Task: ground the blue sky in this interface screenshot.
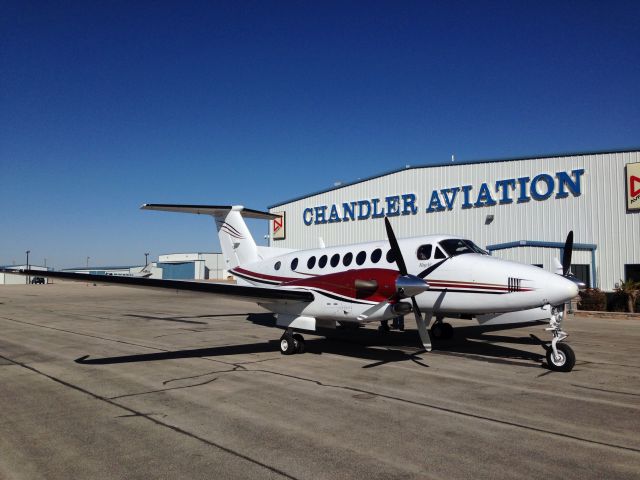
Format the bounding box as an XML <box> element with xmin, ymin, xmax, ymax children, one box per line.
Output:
<box><xmin>1</xmin><ymin>1</ymin><xmax>639</xmax><ymax>268</ymax></box>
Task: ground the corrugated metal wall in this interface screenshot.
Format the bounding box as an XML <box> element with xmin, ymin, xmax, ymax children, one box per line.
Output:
<box><xmin>270</xmin><ymin>151</ymin><xmax>640</xmax><ymax>290</ymax></box>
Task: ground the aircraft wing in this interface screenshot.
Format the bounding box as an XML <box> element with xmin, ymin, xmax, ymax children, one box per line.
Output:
<box><xmin>2</xmin><ymin>269</ymin><xmax>314</xmax><ymax>304</ymax></box>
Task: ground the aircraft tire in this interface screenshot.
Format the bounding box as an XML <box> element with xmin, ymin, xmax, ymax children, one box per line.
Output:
<box><xmin>441</xmin><ymin>323</ymin><xmax>454</xmax><ymax>339</ymax></box>
<box><xmin>430</xmin><ymin>323</ymin><xmax>443</xmax><ymax>339</ymax></box>
<box><xmin>293</xmin><ymin>334</ymin><xmax>305</xmax><ymax>354</ymax></box>
<box><xmin>280</xmin><ymin>333</ymin><xmax>296</xmax><ymax>355</ymax></box>
<box><xmin>546</xmin><ymin>343</ymin><xmax>575</xmax><ymax>372</ymax></box>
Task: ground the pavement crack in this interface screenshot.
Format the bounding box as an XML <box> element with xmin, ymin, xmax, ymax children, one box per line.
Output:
<box><xmin>110</xmin><ymin>377</ymin><xmax>220</xmax><ymax>399</ymax></box>
<box><xmin>0</xmin><ymin>352</ymin><xmax>300</xmax><ymax>480</ymax></box>
<box><xmin>571</xmin><ymin>384</ymin><xmax>640</xmax><ymax>397</ymax></box>
<box><xmin>163</xmin><ymin>367</ymin><xmax>243</xmax><ymax>385</ymax></box>
<box><xmin>203</xmin><ymin>363</ymin><xmax>640</xmax><ymax>455</ymax></box>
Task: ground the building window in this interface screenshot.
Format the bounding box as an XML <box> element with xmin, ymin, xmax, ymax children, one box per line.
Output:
<box><xmin>417</xmin><ymin>245</ymin><xmax>432</xmax><ymax>260</ymax></box>
<box><xmin>625</xmin><ymin>264</ymin><xmax>640</xmax><ymax>282</ymax></box>
<box><xmin>343</xmin><ymin>252</ymin><xmax>353</xmax><ymax>266</ymax></box>
<box><xmin>307</xmin><ymin>256</ymin><xmax>316</xmax><ymax>269</ymax></box>
<box><xmin>291</xmin><ymin>258</ymin><xmax>298</xmax><ymax>270</ymax></box>
<box><xmin>330</xmin><ymin>253</ymin><xmax>340</xmax><ymax>267</ymax></box>
<box><xmin>274</xmin><ymin>261</ymin><xmax>281</xmax><ymax>271</ymax></box>
<box><xmin>318</xmin><ymin>255</ymin><xmax>328</xmax><ymax>268</ymax></box>
<box><xmin>371</xmin><ymin>248</ymin><xmax>382</xmax><ymax>263</ymax></box>
<box><xmin>356</xmin><ymin>251</ymin><xmax>367</xmax><ymax>265</ymax></box>
<box><xmin>571</xmin><ymin>264</ymin><xmax>590</xmax><ymax>288</ymax></box>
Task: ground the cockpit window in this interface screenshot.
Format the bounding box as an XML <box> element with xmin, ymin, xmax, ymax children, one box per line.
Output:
<box><xmin>417</xmin><ymin>245</ymin><xmax>432</xmax><ymax>260</ymax></box>
<box><xmin>439</xmin><ymin>239</ymin><xmax>487</xmax><ymax>257</ymax></box>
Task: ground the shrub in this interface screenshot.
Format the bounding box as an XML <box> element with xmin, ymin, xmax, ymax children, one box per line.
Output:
<box><xmin>578</xmin><ymin>288</ymin><xmax>607</xmax><ymax>311</ymax></box>
<box><xmin>616</xmin><ymin>280</ymin><xmax>640</xmax><ymax>313</ymax></box>
<box><xmin>606</xmin><ymin>291</ymin><xmax>628</xmax><ymax>312</ymax></box>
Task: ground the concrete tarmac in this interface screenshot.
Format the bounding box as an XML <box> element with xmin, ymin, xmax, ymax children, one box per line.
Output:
<box><xmin>0</xmin><ymin>283</ymin><xmax>639</xmax><ymax>480</ymax></box>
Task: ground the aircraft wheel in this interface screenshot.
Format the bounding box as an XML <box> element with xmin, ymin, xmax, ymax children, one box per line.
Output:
<box><xmin>546</xmin><ymin>343</ymin><xmax>576</xmax><ymax>372</ymax></box>
<box><xmin>441</xmin><ymin>323</ymin><xmax>454</xmax><ymax>339</ymax></box>
<box><xmin>280</xmin><ymin>332</ymin><xmax>296</xmax><ymax>355</ymax></box>
<box><xmin>430</xmin><ymin>323</ymin><xmax>444</xmax><ymax>339</ymax></box>
<box><xmin>293</xmin><ymin>334</ymin><xmax>305</xmax><ymax>354</ymax></box>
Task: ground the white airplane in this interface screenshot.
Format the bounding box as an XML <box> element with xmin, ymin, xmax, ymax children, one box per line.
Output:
<box><xmin>4</xmin><ymin>204</ymin><xmax>584</xmax><ymax>372</ymax></box>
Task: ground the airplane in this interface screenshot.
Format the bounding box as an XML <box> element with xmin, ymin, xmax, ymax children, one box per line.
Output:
<box><xmin>2</xmin><ymin>204</ymin><xmax>584</xmax><ymax>372</ymax></box>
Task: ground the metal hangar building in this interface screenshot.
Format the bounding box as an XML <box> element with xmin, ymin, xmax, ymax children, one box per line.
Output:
<box><xmin>268</xmin><ymin>149</ymin><xmax>640</xmax><ymax>291</ymax></box>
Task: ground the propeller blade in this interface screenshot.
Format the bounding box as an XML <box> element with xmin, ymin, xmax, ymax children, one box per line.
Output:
<box><xmin>562</xmin><ymin>231</ymin><xmax>573</xmax><ymax>276</ymax></box>
<box><xmin>384</xmin><ymin>217</ymin><xmax>408</xmax><ymax>276</ymax></box>
<box><xmin>411</xmin><ymin>297</ymin><xmax>432</xmax><ymax>351</ymax></box>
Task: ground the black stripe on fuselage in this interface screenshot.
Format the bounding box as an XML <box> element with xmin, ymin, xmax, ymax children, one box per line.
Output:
<box><xmin>231</xmin><ymin>269</ymin><xmax>280</xmax><ymax>285</ymax></box>
<box><xmin>430</xmin><ymin>288</ymin><xmax>506</xmax><ymax>295</ymax></box>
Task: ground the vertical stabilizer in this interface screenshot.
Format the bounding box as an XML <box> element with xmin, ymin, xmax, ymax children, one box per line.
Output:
<box><xmin>141</xmin><ymin>204</ymin><xmax>278</xmax><ymax>270</ymax></box>
<box><xmin>215</xmin><ymin>207</ymin><xmax>260</xmax><ymax>269</ymax></box>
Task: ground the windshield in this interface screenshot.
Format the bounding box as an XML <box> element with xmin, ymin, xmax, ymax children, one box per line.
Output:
<box><xmin>439</xmin><ymin>239</ymin><xmax>488</xmax><ymax>257</ymax></box>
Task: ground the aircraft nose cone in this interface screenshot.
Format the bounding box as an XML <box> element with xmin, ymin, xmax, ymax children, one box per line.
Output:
<box><xmin>555</xmin><ymin>275</ymin><xmax>579</xmax><ymax>303</ymax></box>
<box><xmin>567</xmin><ymin>279</ymin><xmax>579</xmax><ymax>298</ymax></box>
<box><xmin>539</xmin><ymin>272</ymin><xmax>580</xmax><ymax>305</ymax></box>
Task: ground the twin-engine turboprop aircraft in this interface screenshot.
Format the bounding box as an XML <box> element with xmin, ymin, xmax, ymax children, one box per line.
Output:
<box><xmin>5</xmin><ymin>204</ymin><xmax>583</xmax><ymax>371</ymax></box>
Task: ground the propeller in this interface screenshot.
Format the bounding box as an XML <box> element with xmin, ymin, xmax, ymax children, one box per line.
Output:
<box><xmin>384</xmin><ymin>218</ymin><xmax>432</xmax><ymax>351</ymax></box>
<box><xmin>558</xmin><ymin>230</ymin><xmax>586</xmax><ymax>290</ymax></box>
<box><xmin>562</xmin><ymin>231</ymin><xmax>573</xmax><ymax>276</ymax></box>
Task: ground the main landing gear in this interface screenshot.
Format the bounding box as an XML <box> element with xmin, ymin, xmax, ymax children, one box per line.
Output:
<box><xmin>545</xmin><ymin>305</ymin><xmax>576</xmax><ymax>372</ymax></box>
<box><xmin>280</xmin><ymin>329</ymin><xmax>306</xmax><ymax>355</ymax></box>
<box><xmin>430</xmin><ymin>317</ymin><xmax>454</xmax><ymax>340</ymax></box>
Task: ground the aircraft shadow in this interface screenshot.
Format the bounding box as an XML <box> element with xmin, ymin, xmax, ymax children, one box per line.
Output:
<box><xmin>76</xmin><ymin>313</ymin><xmax>545</xmax><ymax>369</ymax></box>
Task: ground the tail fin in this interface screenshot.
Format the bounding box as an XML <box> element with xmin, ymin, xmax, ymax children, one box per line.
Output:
<box><xmin>141</xmin><ymin>204</ymin><xmax>277</xmax><ymax>269</ymax></box>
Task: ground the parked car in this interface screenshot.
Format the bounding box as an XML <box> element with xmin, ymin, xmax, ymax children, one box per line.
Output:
<box><xmin>31</xmin><ymin>277</ymin><xmax>45</xmax><ymax>284</ymax></box>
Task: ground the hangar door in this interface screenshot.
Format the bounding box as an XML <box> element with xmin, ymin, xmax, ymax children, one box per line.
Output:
<box><xmin>159</xmin><ymin>262</ymin><xmax>195</xmax><ymax>280</ymax></box>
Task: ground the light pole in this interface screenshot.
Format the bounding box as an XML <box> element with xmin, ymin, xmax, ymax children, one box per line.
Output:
<box><xmin>86</xmin><ymin>256</ymin><xmax>90</xmax><ymax>269</ymax></box>
<box><xmin>25</xmin><ymin>250</ymin><xmax>30</xmax><ymax>284</ymax></box>
<box><xmin>144</xmin><ymin>252</ymin><xmax>149</xmax><ymax>266</ymax></box>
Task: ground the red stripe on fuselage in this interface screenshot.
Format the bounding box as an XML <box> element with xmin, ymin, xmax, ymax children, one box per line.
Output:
<box><xmin>231</xmin><ymin>266</ymin><xmax>531</xmax><ymax>299</ymax></box>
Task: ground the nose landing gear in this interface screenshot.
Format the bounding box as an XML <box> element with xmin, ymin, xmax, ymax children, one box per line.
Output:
<box><xmin>545</xmin><ymin>305</ymin><xmax>575</xmax><ymax>372</ymax></box>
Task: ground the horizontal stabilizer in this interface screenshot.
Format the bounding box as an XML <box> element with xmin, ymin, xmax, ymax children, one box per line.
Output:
<box><xmin>141</xmin><ymin>204</ymin><xmax>278</xmax><ymax>220</ymax></box>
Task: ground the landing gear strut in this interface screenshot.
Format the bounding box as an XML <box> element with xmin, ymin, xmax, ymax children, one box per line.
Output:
<box><xmin>280</xmin><ymin>329</ymin><xmax>306</xmax><ymax>355</ymax></box>
<box><xmin>545</xmin><ymin>305</ymin><xmax>575</xmax><ymax>372</ymax></box>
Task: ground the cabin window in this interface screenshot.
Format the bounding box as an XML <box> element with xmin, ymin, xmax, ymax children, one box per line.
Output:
<box><xmin>291</xmin><ymin>258</ymin><xmax>298</xmax><ymax>270</ymax></box>
<box><xmin>356</xmin><ymin>251</ymin><xmax>367</xmax><ymax>265</ymax></box>
<box><xmin>386</xmin><ymin>249</ymin><xmax>396</xmax><ymax>263</ymax></box>
<box><xmin>330</xmin><ymin>253</ymin><xmax>340</xmax><ymax>267</ymax></box>
<box><xmin>318</xmin><ymin>255</ymin><xmax>328</xmax><ymax>268</ymax></box>
<box><xmin>434</xmin><ymin>247</ymin><xmax>446</xmax><ymax>259</ymax></box>
<box><xmin>274</xmin><ymin>261</ymin><xmax>281</xmax><ymax>271</ymax></box>
<box><xmin>417</xmin><ymin>245</ymin><xmax>432</xmax><ymax>260</ymax></box>
<box><xmin>307</xmin><ymin>256</ymin><xmax>316</xmax><ymax>269</ymax></box>
<box><xmin>371</xmin><ymin>248</ymin><xmax>382</xmax><ymax>263</ymax></box>
<box><xmin>343</xmin><ymin>252</ymin><xmax>353</xmax><ymax>266</ymax></box>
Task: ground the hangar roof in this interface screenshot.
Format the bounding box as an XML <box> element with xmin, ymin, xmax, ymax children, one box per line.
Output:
<box><xmin>268</xmin><ymin>147</ymin><xmax>639</xmax><ymax>208</ymax></box>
